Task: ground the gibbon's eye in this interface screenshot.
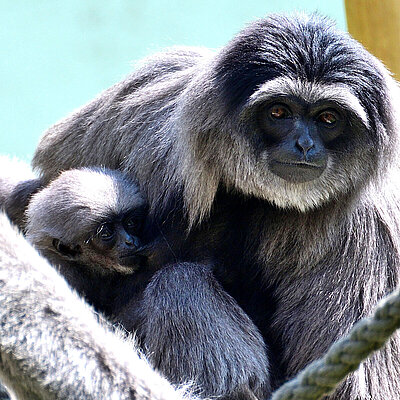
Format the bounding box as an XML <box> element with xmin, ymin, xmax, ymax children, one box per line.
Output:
<box><xmin>96</xmin><ymin>223</ymin><xmax>115</xmax><ymax>241</ymax></box>
<box><xmin>316</xmin><ymin>110</ymin><xmax>338</xmax><ymax>127</ymax></box>
<box><xmin>269</xmin><ymin>104</ymin><xmax>291</xmax><ymax>120</ymax></box>
<box><xmin>124</xmin><ymin>216</ymin><xmax>140</xmax><ymax>235</ymax></box>
<box><xmin>124</xmin><ymin>216</ymin><xmax>137</xmax><ymax>230</ymax></box>
<box><xmin>124</xmin><ymin>209</ymin><xmax>146</xmax><ymax>234</ymax></box>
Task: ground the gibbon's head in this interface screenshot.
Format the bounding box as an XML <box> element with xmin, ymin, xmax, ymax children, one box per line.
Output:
<box><xmin>26</xmin><ymin>168</ymin><xmax>148</xmax><ymax>274</ymax></box>
<box><xmin>179</xmin><ymin>13</ymin><xmax>400</xmax><ymax>223</ymax></box>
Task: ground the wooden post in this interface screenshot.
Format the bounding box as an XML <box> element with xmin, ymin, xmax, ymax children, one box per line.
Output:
<box><xmin>345</xmin><ymin>0</ymin><xmax>400</xmax><ymax>79</ymax></box>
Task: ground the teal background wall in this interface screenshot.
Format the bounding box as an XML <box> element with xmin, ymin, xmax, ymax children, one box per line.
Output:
<box><xmin>0</xmin><ymin>1</ymin><xmax>346</xmax><ymax>162</ymax></box>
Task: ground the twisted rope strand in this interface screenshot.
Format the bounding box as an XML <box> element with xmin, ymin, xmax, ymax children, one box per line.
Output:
<box><xmin>270</xmin><ymin>287</ymin><xmax>400</xmax><ymax>400</ymax></box>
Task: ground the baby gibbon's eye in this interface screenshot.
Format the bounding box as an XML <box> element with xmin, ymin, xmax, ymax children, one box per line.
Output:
<box><xmin>124</xmin><ymin>212</ymin><xmax>144</xmax><ymax>235</ymax></box>
<box><xmin>124</xmin><ymin>216</ymin><xmax>137</xmax><ymax>229</ymax></box>
<box><xmin>97</xmin><ymin>223</ymin><xmax>115</xmax><ymax>241</ymax></box>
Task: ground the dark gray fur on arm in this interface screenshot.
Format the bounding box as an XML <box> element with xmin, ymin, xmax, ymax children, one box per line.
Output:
<box><xmin>117</xmin><ymin>263</ymin><xmax>270</xmax><ymax>399</ymax></box>
<box><xmin>0</xmin><ymin>156</ymin><xmax>43</xmax><ymax>231</ymax></box>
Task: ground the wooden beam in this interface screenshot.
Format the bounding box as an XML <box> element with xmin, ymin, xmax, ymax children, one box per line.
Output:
<box><xmin>345</xmin><ymin>0</ymin><xmax>400</xmax><ymax>78</ymax></box>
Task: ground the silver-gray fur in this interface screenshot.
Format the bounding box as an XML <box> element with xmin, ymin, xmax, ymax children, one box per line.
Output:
<box><xmin>6</xmin><ymin>12</ymin><xmax>400</xmax><ymax>399</ymax></box>
<box><xmin>117</xmin><ymin>262</ymin><xmax>271</xmax><ymax>399</ymax></box>
<box><xmin>0</xmin><ymin>156</ymin><xmax>42</xmax><ymax>231</ymax></box>
<box><xmin>0</xmin><ymin>212</ymin><xmax>190</xmax><ymax>400</ymax></box>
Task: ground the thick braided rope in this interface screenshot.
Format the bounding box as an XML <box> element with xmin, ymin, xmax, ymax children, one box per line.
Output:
<box><xmin>270</xmin><ymin>287</ymin><xmax>400</xmax><ymax>400</ymax></box>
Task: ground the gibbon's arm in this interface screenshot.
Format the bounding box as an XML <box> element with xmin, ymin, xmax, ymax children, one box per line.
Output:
<box><xmin>0</xmin><ymin>212</ymin><xmax>188</xmax><ymax>400</ymax></box>
<box><xmin>0</xmin><ymin>156</ymin><xmax>43</xmax><ymax>231</ymax></box>
<box><xmin>0</xmin><ymin>156</ymin><xmax>35</xmax><ymax>205</ymax></box>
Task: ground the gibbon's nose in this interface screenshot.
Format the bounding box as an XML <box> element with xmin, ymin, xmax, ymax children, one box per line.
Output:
<box><xmin>296</xmin><ymin>135</ymin><xmax>314</xmax><ymax>157</ymax></box>
<box><xmin>124</xmin><ymin>234</ymin><xmax>141</xmax><ymax>249</ymax></box>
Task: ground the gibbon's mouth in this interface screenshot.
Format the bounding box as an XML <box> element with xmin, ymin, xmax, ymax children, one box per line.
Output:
<box><xmin>277</xmin><ymin>161</ymin><xmax>322</xmax><ymax>168</ymax></box>
<box><xmin>269</xmin><ymin>160</ymin><xmax>326</xmax><ymax>183</ymax></box>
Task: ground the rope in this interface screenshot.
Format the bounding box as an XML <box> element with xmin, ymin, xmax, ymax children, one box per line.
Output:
<box><xmin>270</xmin><ymin>287</ymin><xmax>400</xmax><ymax>400</ymax></box>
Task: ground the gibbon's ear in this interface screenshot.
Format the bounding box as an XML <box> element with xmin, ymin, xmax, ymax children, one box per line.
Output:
<box><xmin>52</xmin><ymin>239</ymin><xmax>81</xmax><ymax>259</ymax></box>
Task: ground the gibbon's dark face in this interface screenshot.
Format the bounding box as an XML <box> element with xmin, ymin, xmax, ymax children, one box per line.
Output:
<box><xmin>53</xmin><ymin>207</ymin><xmax>147</xmax><ymax>274</ymax></box>
<box><xmin>257</xmin><ymin>99</ymin><xmax>344</xmax><ymax>183</ymax></box>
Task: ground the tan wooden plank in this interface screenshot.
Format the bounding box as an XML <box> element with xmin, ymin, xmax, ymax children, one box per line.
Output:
<box><xmin>345</xmin><ymin>0</ymin><xmax>400</xmax><ymax>78</ymax></box>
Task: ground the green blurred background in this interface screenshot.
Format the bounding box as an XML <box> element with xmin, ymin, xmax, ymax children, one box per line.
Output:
<box><xmin>0</xmin><ymin>1</ymin><xmax>346</xmax><ymax>162</ymax></box>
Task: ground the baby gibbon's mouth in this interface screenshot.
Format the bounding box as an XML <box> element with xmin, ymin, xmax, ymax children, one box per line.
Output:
<box><xmin>119</xmin><ymin>252</ymin><xmax>148</xmax><ymax>267</ymax></box>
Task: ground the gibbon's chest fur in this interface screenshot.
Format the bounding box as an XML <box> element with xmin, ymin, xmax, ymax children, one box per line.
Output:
<box><xmin>183</xmin><ymin>189</ymin><xmax>400</xmax><ymax>386</ymax></box>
